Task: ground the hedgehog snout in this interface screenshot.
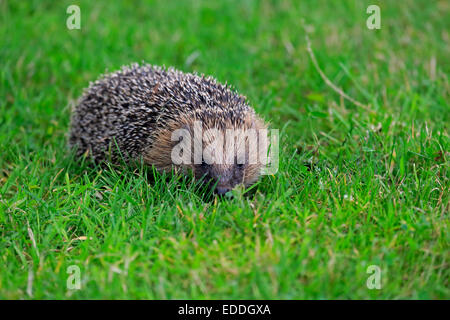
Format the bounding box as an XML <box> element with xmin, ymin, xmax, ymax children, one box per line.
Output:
<box><xmin>215</xmin><ymin>186</ymin><xmax>231</xmax><ymax>195</ymax></box>
<box><xmin>195</xmin><ymin>164</ymin><xmax>240</xmax><ymax>195</ymax></box>
<box><xmin>213</xmin><ymin>169</ymin><xmax>243</xmax><ymax>195</ymax></box>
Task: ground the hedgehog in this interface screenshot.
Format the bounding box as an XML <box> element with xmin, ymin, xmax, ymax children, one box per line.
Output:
<box><xmin>69</xmin><ymin>63</ymin><xmax>268</xmax><ymax>195</ymax></box>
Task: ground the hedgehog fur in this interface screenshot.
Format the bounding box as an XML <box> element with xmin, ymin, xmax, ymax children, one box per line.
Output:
<box><xmin>69</xmin><ymin>63</ymin><xmax>267</xmax><ymax>194</ymax></box>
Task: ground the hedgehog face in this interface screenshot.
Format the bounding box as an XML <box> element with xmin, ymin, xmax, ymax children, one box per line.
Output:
<box><xmin>143</xmin><ymin>111</ymin><xmax>267</xmax><ymax>195</ymax></box>
<box><xmin>191</xmin><ymin>123</ymin><xmax>265</xmax><ymax>195</ymax></box>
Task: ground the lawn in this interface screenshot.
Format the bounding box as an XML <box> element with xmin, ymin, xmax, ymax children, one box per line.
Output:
<box><xmin>0</xmin><ymin>0</ymin><xmax>448</xmax><ymax>299</ymax></box>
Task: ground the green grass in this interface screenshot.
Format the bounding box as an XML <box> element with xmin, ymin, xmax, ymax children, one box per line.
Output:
<box><xmin>0</xmin><ymin>0</ymin><xmax>449</xmax><ymax>299</ymax></box>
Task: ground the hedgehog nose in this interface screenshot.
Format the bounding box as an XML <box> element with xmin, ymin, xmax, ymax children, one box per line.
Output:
<box><xmin>215</xmin><ymin>187</ymin><xmax>231</xmax><ymax>195</ymax></box>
